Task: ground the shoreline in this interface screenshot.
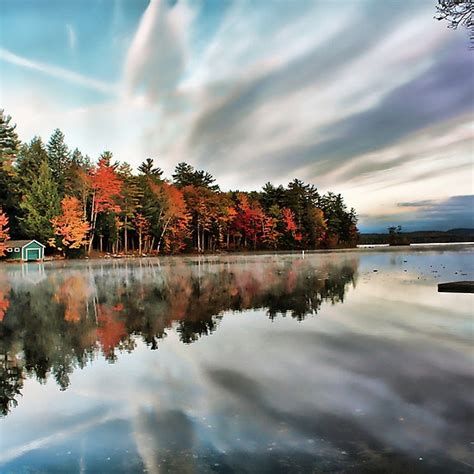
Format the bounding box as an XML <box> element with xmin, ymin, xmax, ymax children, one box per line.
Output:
<box><xmin>2</xmin><ymin>242</ymin><xmax>474</xmax><ymax>265</ymax></box>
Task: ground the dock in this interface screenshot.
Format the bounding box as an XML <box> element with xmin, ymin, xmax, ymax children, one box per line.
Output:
<box><xmin>438</xmin><ymin>281</ymin><xmax>474</xmax><ymax>294</ymax></box>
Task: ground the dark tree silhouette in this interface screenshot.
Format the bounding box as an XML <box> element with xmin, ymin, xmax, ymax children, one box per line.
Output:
<box><xmin>435</xmin><ymin>0</ymin><xmax>474</xmax><ymax>47</ymax></box>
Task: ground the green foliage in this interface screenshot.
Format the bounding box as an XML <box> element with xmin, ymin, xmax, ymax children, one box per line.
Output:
<box><xmin>1</xmin><ymin>108</ymin><xmax>359</xmax><ymax>253</ymax></box>
<box><xmin>47</xmin><ymin>129</ymin><xmax>71</xmax><ymax>194</ymax></box>
<box><xmin>173</xmin><ymin>162</ymin><xmax>219</xmax><ymax>190</ymax></box>
<box><xmin>0</xmin><ymin>111</ymin><xmax>21</xmax><ymax>236</ymax></box>
<box><xmin>17</xmin><ymin>137</ymin><xmax>49</xmax><ymax>189</ymax></box>
<box><xmin>0</xmin><ymin>109</ymin><xmax>20</xmax><ymax>165</ymax></box>
<box><xmin>19</xmin><ymin>161</ymin><xmax>60</xmax><ymax>242</ymax></box>
<box><xmin>138</xmin><ymin>158</ymin><xmax>163</xmax><ymax>178</ymax></box>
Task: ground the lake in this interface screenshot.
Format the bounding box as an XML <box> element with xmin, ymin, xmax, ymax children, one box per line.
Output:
<box><xmin>0</xmin><ymin>247</ymin><xmax>473</xmax><ymax>473</ymax></box>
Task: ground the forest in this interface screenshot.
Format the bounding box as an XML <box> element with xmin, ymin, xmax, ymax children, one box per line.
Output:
<box><xmin>0</xmin><ymin>109</ymin><xmax>358</xmax><ymax>257</ymax></box>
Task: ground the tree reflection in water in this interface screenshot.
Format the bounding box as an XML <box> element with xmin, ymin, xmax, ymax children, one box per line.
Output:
<box><xmin>0</xmin><ymin>255</ymin><xmax>358</xmax><ymax>415</ymax></box>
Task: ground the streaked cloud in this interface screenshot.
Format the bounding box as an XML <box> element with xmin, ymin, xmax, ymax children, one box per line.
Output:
<box><xmin>0</xmin><ymin>48</ymin><xmax>117</xmax><ymax>95</ymax></box>
<box><xmin>363</xmin><ymin>195</ymin><xmax>474</xmax><ymax>232</ymax></box>
<box><xmin>1</xmin><ymin>0</ymin><xmax>473</xmax><ymax>231</ymax></box>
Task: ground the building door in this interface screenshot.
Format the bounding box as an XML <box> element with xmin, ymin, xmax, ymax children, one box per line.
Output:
<box><xmin>26</xmin><ymin>248</ymin><xmax>40</xmax><ymax>261</ymax></box>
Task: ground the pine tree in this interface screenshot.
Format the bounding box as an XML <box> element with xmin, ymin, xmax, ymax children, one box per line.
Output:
<box><xmin>17</xmin><ymin>137</ymin><xmax>49</xmax><ymax>189</ymax></box>
<box><xmin>47</xmin><ymin>129</ymin><xmax>70</xmax><ymax>194</ymax></box>
<box><xmin>118</xmin><ymin>162</ymin><xmax>141</xmax><ymax>253</ymax></box>
<box><xmin>19</xmin><ymin>161</ymin><xmax>60</xmax><ymax>243</ymax></box>
<box><xmin>138</xmin><ymin>158</ymin><xmax>163</xmax><ymax>178</ymax></box>
<box><xmin>0</xmin><ymin>112</ymin><xmax>20</xmax><ymax>236</ymax></box>
<box><xmin>173</xmin><ymin>162</ymin><xmax>219</xmax><ymax>190</ymax></box>
<box><xmin>0</xmin><ymin>109</ymin><xmax>20</xmax><ymax>167</ymax></box>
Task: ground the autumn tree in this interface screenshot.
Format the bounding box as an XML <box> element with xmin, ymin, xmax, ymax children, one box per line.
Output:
<box><xmin>282</xmin><ymin>207</ymin><xmax>302</xmax><ymax>247</ymax></box>
<box><xmin>50</xmin><ymin>196</ymin><xmax>90</xmax><ymax>254</ymax></box>
<box><xmin>0</xmin><ymin>208</ymin><xmax>9</xmax><ymax>256</ymax></box>
<box><xmin>221</xmin><ymin>202</ymin><xmax>238</xmax><ymax>248</ymax></box>
<box><xmin>262</xmin><ymin>215</ymin><xmax>280</xmax><ymax>249</ymax></box>
<box><xmin>151</xmin><ymin>182</ymin><xmax>190</xmax><ymax>253</ymax></box>
<box><xmin>88</xmin><ymin>154</ymin><xmax>123</xmax><ymax>254</ymax></box>
<box><xmin>133</xmin><ymin>213</ymin><xmax>150</xmax><ymax>254</ymax></box>
<box><xmin>232</xmin><ymin>194</ymin><xmax>269</xmax><ymax>249</ymax></box>
<box><xmin>0</xmin><ymin>110</ymin><xmax>359</xmax><ymax>254</ymax></box>
<box><xmin>305</xmin><ymin>206</ymin><xmax>327</xmax><ymax>247</ymax></box>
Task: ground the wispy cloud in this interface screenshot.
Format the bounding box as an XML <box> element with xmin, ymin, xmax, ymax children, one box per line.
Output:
<box><xmin>66</xmin><ymin>23</ymin><xmax>77</xmax><ymax>51</ymax></box>
<box><xmin>362</xmin><ymin>195</ymin><xmax>474</xmax><ymax>231</ymax></box>
<box><xmin>123</xmin><ymin>0</ymin><xmax>190</xmax><ymax>102</ymax></box>
<box><xmin>0</xmin><ymin>48</ymin><xmax>116</xmax><ymax>95</ymax></box>
<box><xmin>1</xmin><ymin>0</ymin><xmax>472</xmax><ymax>230</ymax></box>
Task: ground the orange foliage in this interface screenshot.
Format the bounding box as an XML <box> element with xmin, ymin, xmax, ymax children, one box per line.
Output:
<box><xmin>51</xmin><ymin>196</ymin><xmax>90</xmax><ymax>249</ymax></box>
<box><xmin>133</xmin><ymin>213</ymin><xmax>150</xmax><ymax>235</ymax></box>
<box><xmin>96</xmin><ymin>305</ymin><xmax>127</xmax><ymax>356</ymax></box>
<box><xmin>158</xmin><ymin>183</ymin><xmax>191</xmax><ymax>253</ymax></box>
<box><xmin>262</xmin><ymin>216</ymin><xmax>280</xmax><ymax>248</ymax></box>
<box><xmin>0</xmin><ymin>208</ymin><xmax>10</xmax><ymax>257</ymax></box>
<box><xmin>282</xmin><ymin>208</ymin><xmax>297</xmax><ymax>233</ymax></box>
<box><xmin>54</xmin><ymin>274</ymin><xmax>90</xmax><ymax>322</ymax></box>
<box><xmin>0</xmin><ymin>275</ymin><xmax>10</xmax><ymax>322</ymax></box>
<box><xmin>90</xmin><ymin>157</ymin><xmax>123</xmax><ymax>214</ymax></box>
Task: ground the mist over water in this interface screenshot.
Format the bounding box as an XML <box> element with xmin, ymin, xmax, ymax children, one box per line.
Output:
<box><xmin>0</xmin><ymin>248</ymin><xmax>473</xmax><ymax>473</ymax></box>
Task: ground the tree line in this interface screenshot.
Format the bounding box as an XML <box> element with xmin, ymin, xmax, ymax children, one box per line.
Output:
<box><xmin>0</xmin><ymin>109</ymin><xmax>358</xmax><ymax>257</ymax></box>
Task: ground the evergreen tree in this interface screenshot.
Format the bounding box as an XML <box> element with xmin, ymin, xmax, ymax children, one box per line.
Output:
<box><xmin>118</xmin><ymin>162</ymin><xmax>141</xmax><ymax>253</ymax></box>
<box><xmin>0</xmin><ymin>110</ymin><xmax>20</xmax><ymax>236</ymax></box>
<box><xmin>138</xmin><ymin>158</ymin><xmax>163</xmax><ymax>178</ymax></box>
<box><xmin>173</xmin><ymin>162</ymin><xmax>219</xmax><ymax>190</ymax></box>
<box><xmin>260</xmin><ymin>182</ymin><xmax>286</xmax><ymax>211</ymax></box>
<box><xmin>47</xmin><ymin>129</ymin><xmax>70</xmax><ymax>194</ymax></box>
<box><xmin>19</xmin><ymin>161</ymin><xmax>60</xmax><ymax>243</ymax></box>
<box><xmin>172</xmin><ymin>162</ymin><xmax>194</xmax><ymax>187</ymax></box>
<box><xmin>0</xmin><ymin>109</ymin><xmax>20</xmax><ymax>166</ymax></box>
<box><xmin>65</xmin><ymin>148</ymin><xmax>91</xmax><ymax>199</ymax></box>
<box><xmin>17</xmin><ymin>137</ymin><xmax>49</xmax><ymax>189</ymax></box>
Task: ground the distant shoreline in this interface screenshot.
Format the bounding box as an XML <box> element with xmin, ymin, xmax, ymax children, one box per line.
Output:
<box><xmin>2</xmin><ymin>242</ymin><xmax>474</xmax><ymax>265</ymax></box>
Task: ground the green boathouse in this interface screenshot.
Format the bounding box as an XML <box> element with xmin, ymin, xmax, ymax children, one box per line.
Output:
<box><xmin>4</xmin><ymin>240</ymin><xmax>45</xmax><ymax>262</ymax></box>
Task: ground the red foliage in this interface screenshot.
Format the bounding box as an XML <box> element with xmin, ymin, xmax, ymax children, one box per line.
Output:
<box><xmin>282</xmin><ymin>208</ymin><xmax>297</xmax><ymax>233</ymax></box>
<box><xmin>96</xmin><ymin>305</ymin><xmax>127</xmax><ymax>356</ymax></box>
<box><xmin>0</xmin><ymin>208</ymin><xmax>10</xmax><ymax>257</ymax></box>
<box><xmin>0</xmin><ymin>275</ymin><xmax>10</xmax><ymax>322</ymax></box>
<box><xmin>90</xmin><ymin>157</ymin><xmax>123</xmax><ymax>214</ymax></box>
<box><xmin>233</xmin><ymin>194</ymin><xmax>267</xmax><ymax>248</ymax></box>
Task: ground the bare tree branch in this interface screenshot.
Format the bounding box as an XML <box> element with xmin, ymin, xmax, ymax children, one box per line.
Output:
<box><xmin>435</xmin><ymin>0</ymin><xmax>474</xmax><ymax>48</ymax></box>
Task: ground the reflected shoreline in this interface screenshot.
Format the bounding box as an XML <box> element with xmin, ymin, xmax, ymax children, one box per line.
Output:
<box><xmin>0</xmin><ymin>255</ymin><xmax>358</xmax><ymax>416</ymax></box>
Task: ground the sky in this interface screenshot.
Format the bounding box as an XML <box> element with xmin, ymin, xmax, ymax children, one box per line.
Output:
<box><xmin>0</xmin><ymin>0</ymin><xmax>473</xmax><ymax>232</ymax></box>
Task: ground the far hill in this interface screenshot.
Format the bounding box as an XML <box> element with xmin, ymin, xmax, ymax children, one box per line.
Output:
<box><xmin>359</xmin><ymin>229</ymin><xmax>474</xmax><ymax>245</ymax></box>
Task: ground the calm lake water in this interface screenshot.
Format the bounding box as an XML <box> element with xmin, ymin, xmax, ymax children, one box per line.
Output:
<box><xmin>0</xmin><ymin>247</ymin><xmax>473</xmax><ymax>473</ymax></box>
